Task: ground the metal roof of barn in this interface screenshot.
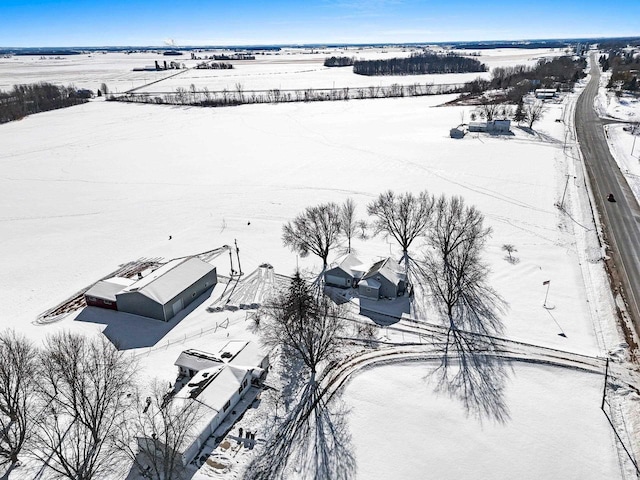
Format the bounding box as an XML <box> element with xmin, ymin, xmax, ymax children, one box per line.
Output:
<box><xmin>118</xmin><ymin>257</ymin><xmax>215</xmax><ymax>305</ymax></box>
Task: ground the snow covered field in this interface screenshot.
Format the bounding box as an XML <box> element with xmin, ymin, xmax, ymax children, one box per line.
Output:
<box><xmin>0</xmin><ymin>46</ymin><xmax>564</xmax><ymax>94</ymax></box>
<box><xmin>0</xmin><ymin>50</ymin><xmax>630</xmax><ymax>479</ymax></box>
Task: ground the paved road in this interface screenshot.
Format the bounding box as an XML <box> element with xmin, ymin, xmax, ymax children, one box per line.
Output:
<box><xmin>575</xmin><ymin>54</ymin><xmax>640</xmax><ymax>337</ymax></box>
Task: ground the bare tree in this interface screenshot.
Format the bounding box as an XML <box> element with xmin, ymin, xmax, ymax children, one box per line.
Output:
<box><xmin>422</xmin><ymin>196</ymin><xmax>508</xmax><ymax>420</ymax></box>
<box><xmin>235</xmin><ymin>82</ymin><xmax>245</xmax><ymax>103</ymax></box>
<box><xmin>282</xmin><ymin>202</ymin><xmax>342</xmax><ymax>275</ymax></box>
<box><xmin>339</xmin><ymin>198</ymin><xmax>357</xmax><ymax>254</ymax></box>
<box><xmin>0</xmin><ymin>330</ymin><xmax>38</xmax><ymax>474</ymax></box>
<box><xmin>476</xmin><ymin>102</ymin><xmax>501</xmax><ymax>121</ymax></box>
<box><xmin>32</xmin><ymin>332</ymin><xmax>136</xmax><ymax>480</ymax></box>
<box><xmin>261</xmin><ymin>272</ymin><xmax>346</xmax><ymax>381</ymax></box>
<box><xmin>367</xmin><ymin>190</ymin><xmax>434</xmax><ymax>276</ymax></box>
<box><xmin>501</xmin><ymin>244</ymin><xmax>519</xmax><ymax>264</ymax></box>
<box><xmin>524</xmin><ymin>100</ymin><xmax>547</xmax><ymax>129</ymax></box>
<box><xmin>425</xmin><ymin>195</ymin><xmax>502</xmax><ymax>334</ymax></box>
<box><xmin>116</xmin><ymin>380</ymin><xmax>202</xmax><ymax>480</ymax></box>
<box><xmin>356</xmin><ymin>220</ymin><xmax>369</xmax><ymax>240</ymax></box>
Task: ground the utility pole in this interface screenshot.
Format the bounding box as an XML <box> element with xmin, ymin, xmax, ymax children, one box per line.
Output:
<box><xmin>601</xmin><ymin>357</ymin><xmax>609</xmax><ymax>410</ymax></box>
<box><xmin>227</xmin><ymin>245</ymin><xmax>235</xmax><ymax>276</ymax></box>
<box><xmin>234</xmin><ymin>239</ymin><xmax>243</xmax><ymax>276</ymax></box>
<box><xmin>560</xmin><ymin>175</ymin><xmax>575</xmax><ymax>210</ymax></box>
<box><xmin>542</xmin><ymin>280</ymin><xmax>551</xmax><ymax>308</ymax></box>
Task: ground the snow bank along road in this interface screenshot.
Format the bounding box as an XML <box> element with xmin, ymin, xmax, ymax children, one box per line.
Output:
<box><xmin>576</xmin><ymin>54</ymin><xmax>640</xmax><ymax>339</ymax></box>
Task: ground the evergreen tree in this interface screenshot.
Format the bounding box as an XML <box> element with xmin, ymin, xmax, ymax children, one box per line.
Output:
<box><xmin>513</xmin><ymin>99</ymin><xmax>526</xmax><ymax>123</ymax></box>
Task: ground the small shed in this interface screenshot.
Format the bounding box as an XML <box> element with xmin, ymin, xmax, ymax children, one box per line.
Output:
<box><xmin>358</xmin><ymin>258</ymin><xmax>407</xmax><ymax>300</ymax></box>
<box><xmin>450</xmin><ymin>127</ymin><xmax>465</xmax><ymax>139</ymax></box>
<box><xmin>324</xmin><ymin>253</ymin><xmax>366</xmax><ymax>289</ymax></box>
<box><xmin>84</xmin><ymin>277</ymin><xmax>134</xmax><ymax>310</ymax></box>
<box><xmin>116</xmin><ymin>257</ymin><xmax>217</xmax><ymax>321</ymax></box>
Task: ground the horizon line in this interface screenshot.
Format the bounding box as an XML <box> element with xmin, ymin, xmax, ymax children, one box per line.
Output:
<box><xmin>1</xmin><ymin>35</ymin><xmax>639</xmax><ymax>51</ymax></box>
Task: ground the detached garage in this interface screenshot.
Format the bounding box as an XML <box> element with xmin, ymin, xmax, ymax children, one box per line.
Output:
<box><xmin>115</xmin><ymin>257</ymin><xmax>217</xmax><ymax>321</ymax></box>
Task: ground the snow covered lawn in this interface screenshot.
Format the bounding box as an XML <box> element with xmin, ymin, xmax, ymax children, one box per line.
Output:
<box><xmin>344</xmin><ymin>362</ymin><xmax>620</xmax><ymax>480</ymax></box>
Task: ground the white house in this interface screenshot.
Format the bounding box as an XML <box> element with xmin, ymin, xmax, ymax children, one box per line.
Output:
<box><xmin>174</xmin><ymin>364</ymin><xmax>252</xmax><ymax>465</ymax></box>
<box><xmin>468</xmin><ymin>119</ymin><xmax>511</xmax><ymax>133</ymax></box>
<box><xmin>167</xmin><ymin>340</ymin><xmax>270</xmax><ymax>465</ymax></box>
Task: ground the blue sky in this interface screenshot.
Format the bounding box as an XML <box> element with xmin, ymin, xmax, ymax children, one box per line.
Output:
<box><xmin>1</xmin><ymin>0</ymin><xmax>638</xmax><ymax>47</ymax></box>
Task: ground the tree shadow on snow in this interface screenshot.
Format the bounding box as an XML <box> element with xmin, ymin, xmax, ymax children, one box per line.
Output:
<box><xmin>245</xmin><ymin>381</ymin><xmax>356</xmax><ymax>480</ymax></box>
<box><xmin>429</xmin><ymin>328</ymin><xmax>511</xmax><ymax>424</ymax></box>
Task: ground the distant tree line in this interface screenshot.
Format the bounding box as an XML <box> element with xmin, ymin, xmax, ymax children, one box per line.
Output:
<box><xmin>596</xmin><ymin>38</ymin><xmax>640</xmax><ymax>50</ymax></box>
<box><xmin>599</xmin><ymin>51</ymin><xmax>640</xmax><ymax>92</ymax></box>
<box><xmin>323</xmin><ymin>56</ymin><xmax>354</xmax><ymax>67</ymax></box>
<box><xmin>353</xmin><ymin>52</ymin><xmax>486</xmax><ymax>76</ymax></box>
<box><xmin>0</xmin><ymin>83</ymin><xmax>88</xmax><ymax>124</ymax></box>
<box><xmin>462</xmin><ymin>56</ymin><xmax>587</xmax><ymax>103</ymax></box>
<box><xmin>194</xmin><ymin>61</ymin><xmax>234</xmax><ymax>70</ymax></box>
<box><xmin>213</xmin><ymin>53</ymin><xmax>255</xmax><ymax>60</ymax></box>
<box><xmin>108</xmin><ymin>82</ymin><xmax>464</xmax><ymax>108</ymax></box>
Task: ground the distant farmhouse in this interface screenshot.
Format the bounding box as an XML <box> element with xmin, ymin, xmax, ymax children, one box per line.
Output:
<box><xmin>468</xmin><ymin>119</ymin><xmax>511</xmax><ymax>133</ymax></box>
<box><xmin>451</xmin><ymin>119</ymin><xmax>511</xmax><ymax>138</ymax></box>
<box><xmin>535</xmin><ymin>88</ymin><xmax>557</xmax><ymax>100</ymax></box>
<box><xmin>84</xmin><ymin>257</ymin><xmax>217</xmax><ymax>321</ymax></box>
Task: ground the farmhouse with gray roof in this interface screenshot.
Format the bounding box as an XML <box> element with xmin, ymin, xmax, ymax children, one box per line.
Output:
<box><xmin>358</xmin><ymin>258</ymin><xmax>407</xmax><ymax>300</ymax></box>
<box><xmin>324</xmin><ymin>253</ymin><xmax>366</xmax><ymax>288</ymax></box>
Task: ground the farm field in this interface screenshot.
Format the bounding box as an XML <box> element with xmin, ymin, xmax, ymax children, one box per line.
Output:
<box><xmin>0</xmin><ymin>49</ymin><xmax>633</xmax><ymax>479</ymax></box>
<box><xmin>0</xmin><ymin>46</ymin><xmax>564</xmax><ymax>93</ymax></box>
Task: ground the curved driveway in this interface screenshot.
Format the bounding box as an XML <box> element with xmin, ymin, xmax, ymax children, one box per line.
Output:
<box><xmin>575</xmin><ymin>54</ymin><xmax>640</xmax><ymax>335</ymax></box>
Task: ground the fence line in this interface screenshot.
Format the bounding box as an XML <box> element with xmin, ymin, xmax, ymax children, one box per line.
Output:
<box><xmin>109</xmin><ymin>82</ymin><xmax>465</xmax><ymax>108</ymax></box>
<box><xmin>135</xmin><ymin>316</ymin><xmax>232</xmax><ymax>358</ymax></box>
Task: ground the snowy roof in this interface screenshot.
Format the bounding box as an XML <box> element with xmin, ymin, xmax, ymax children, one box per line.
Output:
<box><xmin>174</xmin><ymin>349</ymin><xmax>223</xmax><ymax>372</ymax></box>
<box><xmin>85</xmin><ymin>277</ymin><xmax>135</xmax><ymax>302</ymax></box>
<box><xmin>331</xmin><ymin>253</ymin><xmax>367</xmax><ymax>278</ymax></box>
<box><xmin>118</xmin><ymin>257</ymin><xmax>215</xmax><ymax>304</ymax></box>
<box><xmin>175</xmin><ymin>364</ymin><xmax>249</xmax><ymax>413</ymax></box>
<box><xmin>362</xmin><ymin>258</ymin><xmax>406</xmax><ymax>286</ymax></box>
<box><xmin>218</xmin><ymin>340</ymin><xmax>268</xmax><ymax>369</ymax></box>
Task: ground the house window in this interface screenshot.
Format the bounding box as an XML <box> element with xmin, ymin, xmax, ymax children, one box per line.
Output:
<box><xmin>205</xmin><ymin>282</ymin><xmax>209</xmax><ymax>287</ymax></box>
<box><xmin>366</xmin><ymin>288</ymin><xmax>371</xmax><ymax>293</ymax></box>
<box><xmin>223</xmin><ymin>400</ymin><xmax>231</xmax><ymax>412</ymax></box>
<box><xmin>103</xmin><ymin>300</ymin><xmax>112</xmax><ymax>305</ymax></box>
<box><xmin>192</xmin><ymin>292</ymin><xmax>196</xmax><ymax>298</ymax></box>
